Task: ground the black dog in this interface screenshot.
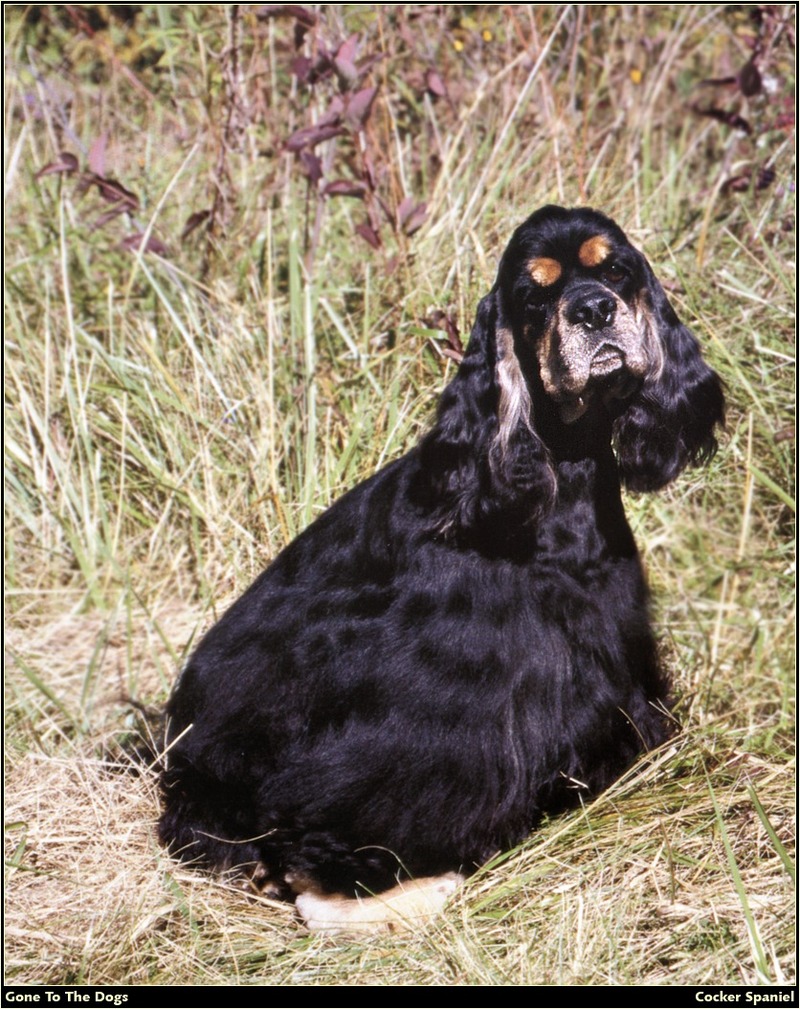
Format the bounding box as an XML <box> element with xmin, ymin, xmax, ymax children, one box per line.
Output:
<box><xmin>159</xmin><ymin>206</ymin><xmax>724</xmax><ymax>930</ymax></box>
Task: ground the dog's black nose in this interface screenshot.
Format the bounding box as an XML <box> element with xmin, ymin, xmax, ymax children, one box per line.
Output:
<box><xmin>568</xmin><ymin>292</ymin><xmax>616</xmax><ymax>331</ymax></box>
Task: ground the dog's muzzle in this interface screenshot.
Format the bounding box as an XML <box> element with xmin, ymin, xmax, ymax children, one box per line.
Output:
<box><xmin>538</xmin><ymin>285</ymin><xmax>651</xmax><ymax>422</ymax></box>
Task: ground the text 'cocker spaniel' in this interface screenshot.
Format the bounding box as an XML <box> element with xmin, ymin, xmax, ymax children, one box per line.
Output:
<box><xmin>159</xmin><ymin>206</ymin><xmax>725</xmax><ymax>932</ymax></box>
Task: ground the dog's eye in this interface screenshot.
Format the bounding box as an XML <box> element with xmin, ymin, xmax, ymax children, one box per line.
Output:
<box><xmin>600</xmin><ymin>262</ymin><xmax>626</xmax><ymax>283</ymax></box>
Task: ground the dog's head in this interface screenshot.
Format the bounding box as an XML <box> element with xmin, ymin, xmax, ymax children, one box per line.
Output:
<box><xmin>422</xmin><ymin>206</ymin><xmax>725</xmax><ymax>536</ymax></box>
<box><xmin>497</xmin><ymin>205</ymin><xmax>665</xmax><ymax>425</ymax></box>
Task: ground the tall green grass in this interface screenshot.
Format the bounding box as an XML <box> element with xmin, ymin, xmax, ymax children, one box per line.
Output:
<box><xmin>4</xmin><ymin>4</ymin><xmax>794</xmax><ymax>986</ymax></box>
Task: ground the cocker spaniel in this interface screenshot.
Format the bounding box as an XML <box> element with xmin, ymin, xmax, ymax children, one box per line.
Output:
<box><xmin>159</xmin><ymin>206</ymin><xmax>724</xmax><ymax>931</ymax></box>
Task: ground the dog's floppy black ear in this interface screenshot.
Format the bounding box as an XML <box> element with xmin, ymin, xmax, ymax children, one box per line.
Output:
<box><xmin>418</xmin><ymin>290</ymin><xmax>555</xmax><ymax>536</ymax></box>
<box><xmin>613</xmin><ymin>261</ymin><xmax>725</xmax><ymax>491</ymax></box>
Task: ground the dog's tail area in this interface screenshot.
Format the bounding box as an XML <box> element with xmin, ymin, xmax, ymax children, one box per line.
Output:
<box><xmin>103</xmin><ymin>698</ymin><xmax>168</xmax><ymax>776</ymax></box>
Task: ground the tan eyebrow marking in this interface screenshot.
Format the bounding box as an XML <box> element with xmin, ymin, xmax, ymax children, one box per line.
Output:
<box><xmin>578</xmin><ymin>235</ymin><xmax>612</xmax><ymax>267</ymax></box>
<box><xmin>528</xmin><ymin>257</ymin><xmax>562</xmax><ymax>286</ymax></box>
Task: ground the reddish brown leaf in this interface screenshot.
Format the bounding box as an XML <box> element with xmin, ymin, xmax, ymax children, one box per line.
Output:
<box><xmin>293</xmin><ymin>21</ymin><xmax>312</xmax><ymax>48</ymax></box>
<box><xmin>298</xmin><ymin>150</ymin><xmax>323</xmax><ymax>183</ymax></box>
<box><xmin>120</xmin><ymin>233</ymin><xmax>169</xmax><ymax>255</ymax></box>
<box><xmin>722</xmin><ymin>166</ymin><xmax>777</xmax><ymax>194</ymax></box>
<box><xmin>181</xmin><ymin>209</ymin><xmax>212</xmax><ymax>241</ymax></box>
<box><xmin>345</xmin><ymin>87</ymin><xmax>378</xmax><ymax>131</ymax></box>
<box><xmin>738</xmin><ymin>58</ymin><xmax>762</xmax><ymax>97</ymax></box>
<box><xmin>699</xmin><ymin>75</ymin><xmax>737</xmax><ymax>88</ymax></box>
<box><xmin>35</xmin><ymin>152</ymin><xmax>79</xmax><ymax>180</ymax></box>
<box><xmin>397</xmin><ymin>197</ymin><xmax>428</xmax><ymax>230</ymax></box>
<box><xmin>402</xmin><ymin>203</ymin><xmax>427</xmax><ymax>236</ymax></box>
<box><xmin>305</xmin><ymin>44</ymin><xmax>334</xmax><ymax>85</ymax></box>
<box><xmin>91</xmin><ymin>174</ymin><xmax>140</xmax><ymax>210</ymax></box>
<box><xmin>424</xmin><ymin>310</ymin><xmax>463</xmax><ymax>357</ymax></box>
<box><xmin>256</xmin><ymin>4</ymin><xmax>316</xmax><ymax>27</ymax></box>
<box><xmin>323</xmin><ymin>179</ymin><xmax>367</xmax><ymax>198</ymax></box>
<box><xmin>273</xmin><ymin>1</ymin><xmax>318</xmax><ymax>47</ymax></box>
<box><xmin>285</xmin><ymin>123</ymin><xmax>344</xmax><ymax>152</ymax></box>
<box><xmin>397</xmin><ymin>196</ymin><xmax>415</xmax><ymax>223</ymax></box>
<box><xmin>336</xmin><ymin>34</ymin><xmax>360</xmax><ymax>70</ymax></box>
<box><xmin>333</xmin><ymin>35</ymin><xmax>360</xmax><ymax>88</ymax></box>
<box><xmin>291</xmin><ymin>55</ymin><xmax>313</xmax><ymax>82</ymax></box>
<box><xmin>91</xmin><ymin>207</ymin><xmax>127</xmax><ymax>230</ymax></box>
<box><xmin>334</xmin><ymin>59</ymin><xmax>358</xmax><ymax>88</ymax></box>
<box><xmin>691</xmin><ymin>104</ymin><xmax>752</xmax><ymax>134</ymax></box>
<box><xmin>361</xmin><ymin>150</ymin><xmax>378</xmax><ymax>190</ymax></box>
<box><xmin>319</xmin><ymin>97</ymin><xmax>345</xmax><ymax>125</ymax></box>
<box><xmin>441</xmin><ymin>346</ymin><xmax>465</xmax><ymax>364</ymax></box>
<box><xmin>425</xmin><ymin>68</ymin><xmax>448</xmax><ymax>98</ymax></box>
<box><xmin>376</xmin><ymin>195</ymin><xmax>394</xmax><ymax>226</ymax></box>
<box><xmin>722</xmin><ymin>174</ymin><xmax>752</xmax><ymax>193</ymax></box>
<box><xmin>755</xmin><ymin>167</ymin><xmax>776</xmax><ymax>190</ymax></box>
<box><xmin>355</xmin><ymin>222</ymin><xmax>381</xmax><ymax>249</ymax></box>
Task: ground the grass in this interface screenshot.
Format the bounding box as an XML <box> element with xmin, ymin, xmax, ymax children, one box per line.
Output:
<box><xmin>4</xmin><ymin>4</ymin><xmax>795</xmax><ymax>987</ymax></box>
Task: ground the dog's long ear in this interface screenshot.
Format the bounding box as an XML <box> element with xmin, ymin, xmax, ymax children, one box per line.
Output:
<box><xmin>613</xmin><ymin>261</ymin><xmax>725</xmax><ymax>491</ymax></box>
<box><xmin>418</xmin><ymin>290</ymin><xmax>555</xmax><ymax>535</ymax></box>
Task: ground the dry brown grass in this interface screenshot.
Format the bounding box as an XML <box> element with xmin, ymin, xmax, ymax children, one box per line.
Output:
<box><xmin>5</xmin><ymin>3</ymin><xmax>795</xmax><ymax>987</ymax></box>
<box><xmin>5</xmin><ymin>651</ymin><xmax>793</xmax><ymax>985</ymax></box>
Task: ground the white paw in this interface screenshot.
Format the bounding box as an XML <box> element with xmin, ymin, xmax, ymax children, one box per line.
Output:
<box><xmin>295</xmin><ymin>873</ymin><xmax>465</xmax><ymax>934</ymax></box>
<box><xmin>294</xmin><ymin>891</ymin><xmax>345</xmax><ymax>933</ymax></box>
